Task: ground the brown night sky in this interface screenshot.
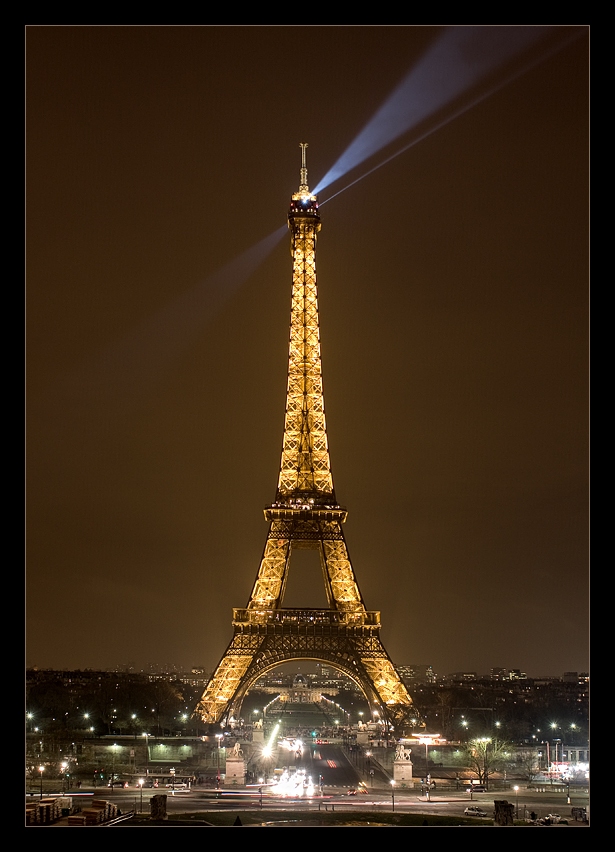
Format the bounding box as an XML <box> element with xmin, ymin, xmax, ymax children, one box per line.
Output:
<box><xmin>26</xmin><ymin>26</ymin><xmax>589</xmax><ymax>678</ymax></box>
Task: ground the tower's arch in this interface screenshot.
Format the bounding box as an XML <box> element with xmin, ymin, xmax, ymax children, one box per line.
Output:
<box><xmin>225</xmin><ymin>653</ymin><xmax>384</xmax><ymax>725</ymax></box>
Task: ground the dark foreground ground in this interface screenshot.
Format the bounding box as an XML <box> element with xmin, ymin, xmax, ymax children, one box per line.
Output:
<box><xmin>41</xmin><ymin>807</ymin><xmax>588</xmax><ymax>828</ymax></box>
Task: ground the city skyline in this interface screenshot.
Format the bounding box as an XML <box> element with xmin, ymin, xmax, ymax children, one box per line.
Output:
<box><xmin>27</xmin><ymin>26</ymin><xmax>589</xmax><ymax>679</ymax></box>
<box><xmin>26</xmin><ymin>660</ymin><xmax>584</xmax><ymax>681</ymax></box>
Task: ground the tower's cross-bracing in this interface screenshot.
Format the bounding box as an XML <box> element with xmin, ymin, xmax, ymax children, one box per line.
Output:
<box><xmin>196</xmin><ymin>145</ymin><xmax>412</xmax><ymax>727</ymax></box>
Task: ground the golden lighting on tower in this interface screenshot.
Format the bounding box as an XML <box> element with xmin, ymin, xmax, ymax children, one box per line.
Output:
<box><xmin>196</xmin><ymin>146</ymin><xmax>412</xmax><ymax>727</ymax></box>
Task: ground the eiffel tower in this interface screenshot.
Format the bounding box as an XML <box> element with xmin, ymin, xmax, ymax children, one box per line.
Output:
<box><xmin>196</xmin><ymin>144</ymin><xmax>412</xmax><ymax>727</ymax></box>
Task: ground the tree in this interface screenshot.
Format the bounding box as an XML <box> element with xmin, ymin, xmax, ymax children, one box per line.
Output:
<box><xmin>462</xmin><ymin>737</ymin><xmax>513</xmax><ymax>787</ymax></box>
<box><xmin>514</xmin><ymin>749</ymin><xmax>542</xmax><ymax>786</ymax></box>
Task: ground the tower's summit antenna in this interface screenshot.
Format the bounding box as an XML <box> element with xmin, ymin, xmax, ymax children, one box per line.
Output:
<box><xmin>299</xmin><ymin>142</ymin><xmax>309</xmax><ymax>192</ymax></box>
<box><xmin>292</xmin><ymin>142</ymin><xmax>318</xmax><ymax>208</ymax></box>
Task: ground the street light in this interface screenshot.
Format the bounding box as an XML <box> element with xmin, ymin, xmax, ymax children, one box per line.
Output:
<box><xmin>142</xmin><ymin>731</ymin><xmax>151</xmax><ymax>774</ymax></box>
<box><xmin>478</xmin><ymin>737</ymin><xmax>491</xmax><ymax>791</ymax></box>
<box><xmin>110</xmin><ymin>743</ymin><xmax>118</xmax><ymax>787</ymax></box>
<box><xmin>412</xmin><ymin>733</ymin><xmax>444</xmax><ymax>801</ymax></box>
<box><xmin>514</xmin><ymin>785</ymin><xmax>519</xmax><ymax>817</ymax></box>
<box><xmin>216</xmin><ymin>734</ymin><xmax>223</xmax><ymax>789</ymax></box>
<box><xmin>39</xmin><ymin>765</ymin><xmax>44</xmax><ymax>799</ymax></box>
<box><xmin>390</xmin><ymin>779</ymin><xmax>395</xmax><ymax>812</ymax></box>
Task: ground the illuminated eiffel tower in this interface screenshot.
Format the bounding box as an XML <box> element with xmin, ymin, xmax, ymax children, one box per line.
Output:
<box><xmin>196</xmin><ymin>145</ymin><xmax>412</xmax><ymax>727</ymax></box>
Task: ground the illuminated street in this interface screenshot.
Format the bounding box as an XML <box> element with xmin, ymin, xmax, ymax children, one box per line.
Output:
<box><xmin>37</xmin><ymin>779</ymin><xmax>588</xmax><ymax>826</ymax></box>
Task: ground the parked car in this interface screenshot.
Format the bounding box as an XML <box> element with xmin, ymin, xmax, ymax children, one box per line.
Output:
<box><xmin>464</xmin><ymin>806</ymin><xmax>487</xmax><ymax>817</ymax></box>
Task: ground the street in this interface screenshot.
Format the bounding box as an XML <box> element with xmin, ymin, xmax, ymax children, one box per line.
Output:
<box><xmin>47</xmin><ymin>776</ymin><xmax>587</xmax><ymax>825</ymax></box>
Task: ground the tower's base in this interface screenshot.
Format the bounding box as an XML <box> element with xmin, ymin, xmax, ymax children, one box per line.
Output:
<box><xmin>196</xmin><ymin>608</ymin><xmax>411</xmax><ymax>725</ymax></box>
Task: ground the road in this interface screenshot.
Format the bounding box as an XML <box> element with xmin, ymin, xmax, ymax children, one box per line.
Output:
<box><xmin>32</xmin><ymin>738</ymin><xmax>588</xmax><ymax>825</ymax></box>
<box><xmin>57</xmin><ymin>772</ymin><xmax>587</xmax><ymax>825</ymax></box>
<box><xmin>301</xmin><ymin>742</ymin><xmax>360</xmax><ymax>791</ymax></box>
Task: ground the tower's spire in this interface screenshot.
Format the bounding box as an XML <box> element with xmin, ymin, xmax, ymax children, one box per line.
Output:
<box><xmin>293</xmin><ymin>142</ymin><xmax>317</xmax><ymax>204</ymax></box>
<box><xmin>299</xmin><ymin>141</ymin><xmax>309</xmax><ymax>192</ymax></box>
<box><xmin>280</xmin><ymin>143</ymin><xmax>331</xmax><ymax>503</ymax></box>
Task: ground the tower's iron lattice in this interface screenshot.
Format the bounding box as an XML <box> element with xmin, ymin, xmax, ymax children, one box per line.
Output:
<box><xmin>196</xmin><ymin>144</ymin><xmax>412</xmax><ymax>727</ymax></box>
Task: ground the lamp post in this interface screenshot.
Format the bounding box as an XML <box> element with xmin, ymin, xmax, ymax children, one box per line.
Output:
<box><xmin>514</xmin><ymin>785</ymin><xmax>519</xmax><ymax>818</ymax></box>
<box><xmin>142</xmin><ymin>732</ymin><xmax>151</xmax><ymax>774</ymax></box>
<box><xmin>412</xmin><ymin>733</ymin><xmax>444</xmax><ymax>801</ymax></box>
<box><xmin>478</xmin><ymin>737</ymin><xmax>491</xmax><ymax>791</ymax></box>
<box><xmin>390</xmin><ymin>779</ymin><xmax>395</xmax><ymax>812</ymax></box>
<box><xmin>39</xmin><ymin>765</ymin><xmax>44</xmax><ymax>799</ymax></box>
<box><xmin>111</xmin><ymin>743</ymin><xmax>118</xmax><ymax>788</ymax></box>
<box><xmin>216</xmin><ymin>734</ymin><xmax>222</xmax><ymax>789</ymax></box>
<box><xmin>553</xmin><ymin>737</ymin><xmax>562</xmax><ymax>782</ymax></box>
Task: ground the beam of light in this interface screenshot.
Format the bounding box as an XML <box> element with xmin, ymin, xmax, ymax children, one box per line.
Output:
<box><xmin>94</xmin><ymin>224</ymin><xmax>288</xmax><ymax>390</ymax></box>
<box><xmin>33</xmin><ymin>27</ymin><xmax>586</xmax><ymax>417</ymax></box>
<box><xmin>264</xmin><ymin>722</ymin><xmax>280</xmax><ymax>757</ymax></box>
<box><xmin>313</xmin><ymin>25</ymin><xmax>584</xmax><ymax>201</ymax></box>
<box><xmin>35</xmin><ymin>224</ymin><xmax>288</xmax><ymax>409</ymax></box>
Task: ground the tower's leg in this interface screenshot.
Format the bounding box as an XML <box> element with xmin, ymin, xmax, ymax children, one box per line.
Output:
<box><xmin>196</xmin><ymin>633</ymin><xmax>261</xmax><ymax>725</ymax></box>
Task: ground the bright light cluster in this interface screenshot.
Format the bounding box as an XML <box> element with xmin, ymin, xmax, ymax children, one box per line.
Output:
<box><xmin>271</xmin><ymin>768</ymin><xmax>315</xmax><ymax>798</ymax></box>
<box><xmin>279</xmin><ymin>736</ymin><xmax>303</xmax><ymax>756</ymax></box>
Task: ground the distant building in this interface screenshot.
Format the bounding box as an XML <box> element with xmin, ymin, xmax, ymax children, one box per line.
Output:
<box><xmin>490</xmin><ymin>668</ymin><xmax>527</xmax><ymax>680</ymax></box>
<box><xmin>280</xmin><ymin>674</ymin><xmax>323</xmax><ymax>703</ymax></box>
<box><xmin>562</xmin><ymin>671</ymin><xmax>589</xmax><ymax>684</ymax></box>
<box><xmin>445</xmin><ymin>671</ymin><xmax>479</xmax><ymax>682</ymax></box>
<box><xmin>397</xmin><ymin>664</ymin><xmax>436</xmax><ymax>685</ymax></box>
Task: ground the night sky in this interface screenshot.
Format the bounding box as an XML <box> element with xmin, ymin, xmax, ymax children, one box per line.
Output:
<box><xmin>26</xmin><ymin>26</ymin><xmax>589</xmax><ymax>678</ymax></box>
